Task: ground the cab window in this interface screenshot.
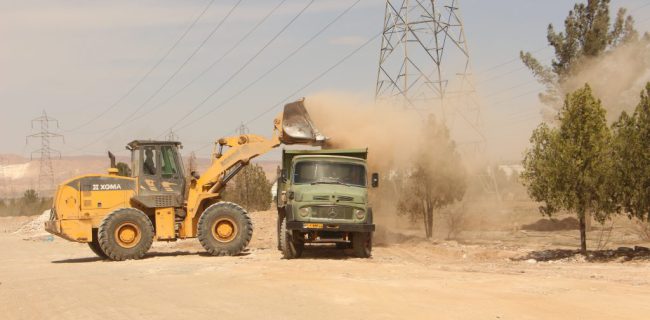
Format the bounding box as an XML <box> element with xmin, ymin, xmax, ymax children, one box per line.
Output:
<box><xmin>143</xmin><ymin>147</ymin><xmax>157</xmax><ymax>176</ymax></box>
<box><xmin>161</xmin><ymin>146</ymin><xmax>178</xmax><ymax>178</ymax></box>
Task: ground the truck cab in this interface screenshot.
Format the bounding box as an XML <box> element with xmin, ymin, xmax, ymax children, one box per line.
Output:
<box><xmin>277</xmin><ymin>149</ymin><xmax>377</xmax><ymax>258</ymax></box>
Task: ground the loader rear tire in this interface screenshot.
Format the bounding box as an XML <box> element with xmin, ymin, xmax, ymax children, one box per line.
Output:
<box><xmin>280</xmin><ymin>217</ymin><xmax>303</xmax><ymax>259</ymax></box>
<box><xmin>98</xmin><ymin>208</ymin><xmax>154</xmax><ymax>261</ymax></box>
<box><xmin>198</xmin><ymin>202</ymin><xmax>252</xmax><ymax>256</ymax></box>
<box><xmin>88</xmin><ymin>229</ymin><xmax>108</xmax><ymax>259</ymax></box>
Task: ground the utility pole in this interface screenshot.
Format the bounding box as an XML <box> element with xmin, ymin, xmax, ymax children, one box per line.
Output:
<box><xmin>166</xmin><ymin>129</ymin><xmax>179</xmax><ymax>141</ymax></box>
<box><xmin>26</xmin><ymin>111</ymin><xmax>64</xmax><ymax>195</ymax></box>
<box><xmin>237</xmin><ymin>122</ymin><xmax>249</xmax><ymax>136</ymax></box>
<box><xmin>375</xmin><ymin>0</ymin><xmax>485</xmax><ymax>150</ymax></box>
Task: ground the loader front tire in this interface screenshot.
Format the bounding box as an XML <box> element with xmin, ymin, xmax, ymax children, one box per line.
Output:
<box><xmin>98</xmin><ymin>208</ymin><xmax>154</xmax><ymax>261</ymax></box>
<box><xmin>198</xmin><ymin>202</ymin><xmax>252</xmax><ymax>256</ymax></box>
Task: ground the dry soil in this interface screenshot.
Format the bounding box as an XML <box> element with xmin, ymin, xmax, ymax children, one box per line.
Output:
<box><xmin>1</xmin><ymin>211</ymin><xmax>649</xmax><ymax>320</ymax></box>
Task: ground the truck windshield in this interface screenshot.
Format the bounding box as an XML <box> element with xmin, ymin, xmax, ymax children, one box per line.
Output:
<box><xmin>294</xmin><ymin>161</ymin><xmax>366</xmax><ymax>187</ymax></box>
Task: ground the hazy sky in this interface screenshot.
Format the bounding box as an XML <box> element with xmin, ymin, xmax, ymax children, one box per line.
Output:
<box><xmin>1</xmin><ymin>0</ymin><xmax>649</xmax><ymax>162</ymax></box>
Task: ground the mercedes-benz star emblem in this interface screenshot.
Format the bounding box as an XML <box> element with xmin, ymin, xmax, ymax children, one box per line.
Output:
<box><xmin>328</xmin><ymin>207</ymin><xmax>337</xmax><ymax>218</ymax></box>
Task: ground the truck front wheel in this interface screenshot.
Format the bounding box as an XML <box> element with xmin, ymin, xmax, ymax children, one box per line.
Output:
<box><xmin>280</xmin><ymin>217</ymin><xmax>303</xmax><ymax>259</ymax></box>
<box><xmin>352</xmin><ymin>232</ymin><xmax>372</xmax><ymax>258</ymax></box>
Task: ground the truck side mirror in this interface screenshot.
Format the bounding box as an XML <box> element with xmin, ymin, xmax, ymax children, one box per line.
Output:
<box><xmin>371</xmin><ymin>173</ymin><xmax>379</xmax><ymax>188</ymax></box>
<box><xmin>281</xmin><ymin>170</ymin><xmax>288</xmax><ymax>182</ymax></box>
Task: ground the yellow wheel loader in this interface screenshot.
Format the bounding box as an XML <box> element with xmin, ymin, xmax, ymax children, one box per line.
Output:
<box><xmin>45</xmin><ymin>100</ymin><xmax>325</xmax><ymax>260</ymax></box>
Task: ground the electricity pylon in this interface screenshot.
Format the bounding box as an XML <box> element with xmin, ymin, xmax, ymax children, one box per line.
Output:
<box><xmin>26</xmin><ymin>111</ymin><xmax>64</xmax><ymax>195</ymax></box>
<box><xmin>375</xmin><ymin>0</ymin><xmax>485</xmax><ymax>149</ymax></box>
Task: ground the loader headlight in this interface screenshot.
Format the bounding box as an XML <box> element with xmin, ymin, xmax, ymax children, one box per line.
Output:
<box><xmin>354</xmin><ymin>209</ymin><xmax>365</xmax><ymax>220</ymax></box>
<box><xmin>299</xmin><ymin>207</ymin><xmax>311</xmax><ymax>217</ymax></box>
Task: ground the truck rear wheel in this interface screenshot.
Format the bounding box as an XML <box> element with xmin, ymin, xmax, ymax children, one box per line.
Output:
<box><xmin>88</xmin><ymin>229</ymin><xmax>108</xmax><ymax>259</ymax></box>
<box><xmin>98</xmin><ymin>208</ymin><xmax>154</xmax><ymax>261</ymax></box>
<box><xmin>352</xmin><ymin>232</ymin><xmax>372</xmax><ymax>258</ymax></box>
<box><xmin>198</xmin><ymin>202</ymin><xmax>252</xmax><ymax>256</ymax></box>
<box><xmin>280</xmin><ymin>217</ymin><xmax>303</xmax><ymax>259</ymax></box>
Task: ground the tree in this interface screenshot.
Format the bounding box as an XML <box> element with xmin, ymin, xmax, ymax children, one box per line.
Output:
<box><xmin>611</xmin><ymin>83</ymin><xmax>650</xmax><ymax>221</ymax></box>
<box><xmin>397</xmin><ymin>117</ymin><xmax>466</xmax><ymax>239</ymax></box>
<box><xmin>520</xmin><ymin>0</ymin><xmax>638</xmax><ymax>119</ymax></box>
<box><xmin>116</xmin><ymin>162</ymin><xmax>131</xmax><ymax>177</ymax></box>
<box><xmin>521</xmin><ymin>85</ymin><xmax>613</xmax><ymax>254</ymax></box>
<box><xmin>222</xmin><ymin>163</ymin><xmax>272</xmax><ymax>212</ymax></box>
<box><xmin>22</xmin><ymin>189</ymin><xmax>39</xmax><ymax>205</ymax></box>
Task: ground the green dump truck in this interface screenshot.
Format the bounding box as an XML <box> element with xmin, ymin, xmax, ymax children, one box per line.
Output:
<box><xmin>276</xmin><ymin>149</ymin><xmax>378</xmax><ymax>259</ymax></box>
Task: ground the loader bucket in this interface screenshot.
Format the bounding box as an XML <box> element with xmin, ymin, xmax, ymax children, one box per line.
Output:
<box><xmin>281</xmin><ymin>100</ymin><xmax>327</xmax><ymax>145</ymax></box>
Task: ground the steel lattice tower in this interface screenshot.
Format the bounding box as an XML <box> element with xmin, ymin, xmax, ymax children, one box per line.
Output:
<box><xmin>166</xmin><ymin>129</ymin><xmax>179</xmax><ymax>142</ymax></box>
<box><xmin>26</xmin><ymin>111</ymin><xmax>64</xmax><ymax>195</ymax></box>
<box><xmin>375</xmin><ymin>0</ymin><xmax>485</xmax><ymax>149</ymax></box>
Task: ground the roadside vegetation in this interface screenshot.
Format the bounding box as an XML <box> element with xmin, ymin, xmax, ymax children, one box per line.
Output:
<box><xmin>520</xmin><ymin>0</ymin><xmax>650</xmax><ymax>254</ymax></box>
<box><xmin>222</xmin><ymin>163</ymin><xmax>273</xmax><ymax>212</ymax></box>
<box><xmin>0</xmin><ymin>189</ymin><xmax>52</xmax><ymax>217</ymax></box>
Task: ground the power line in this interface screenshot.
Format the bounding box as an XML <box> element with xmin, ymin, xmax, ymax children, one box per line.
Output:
<box><xmin>73</xmin><ymin>0</ymin><xmax>243</xmax><ymax>152</ymax></box>
<box><xmin>127</xmin><ymin>0</ymin><xmax>289</xmax><ymax>127</ymax></box>
<box><xmin>170</xmin><ymin>0</ymin><xmax>362</xmax><ymax>135</ymax></box>
<box><xmin>84</xmin><ymin>0</ymin><xmax>243</xmax><ymax>137</ymax></box>
<box><xmin>482</xmin><ymin>79</ymin><xmax>538</xmax><ymax>99</ymax></box>
<box><xmin>490</xmin><ymin>88</ymin><xmax>542</xmax><ymax>107</ymax></box>
<box><xmin>64</xmin><ymin>0</ymin><xmax>217</xmax><ymax>133</ymax></box>
<box><xmin>192</xmin><ymin>32</ymin><xmax>381</xmax><ymax>153</ymax></box>
<box><xmin>474</xmin><ymin>46</ymin><xmax>549</xmax><ymax>76</ymax></box>
<box><xmin>164</xmin><ymin>0</ymin><xmax>317</xmax><ymax>134</ymax></box>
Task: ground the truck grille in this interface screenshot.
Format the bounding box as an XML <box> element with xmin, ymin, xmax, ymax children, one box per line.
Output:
<box><xmin>312</xmin><ymin>195</ymin><xmax>330</xmax><ymax>201</ymax></box>
<box><xmin>311</xmin><ymin>206</ymin><xmax>353</xmax><ymax>220</ymax></box>
<box><xmin>337</xmin><ymin>196</ymin><xmax>354</xmax><ymax>202</ymax></box>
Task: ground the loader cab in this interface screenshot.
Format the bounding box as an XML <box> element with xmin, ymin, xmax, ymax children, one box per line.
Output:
<box><xmin>127</xmin><ymin>140</ymin><xmax>186</xmax><ymax>208</ymax></box>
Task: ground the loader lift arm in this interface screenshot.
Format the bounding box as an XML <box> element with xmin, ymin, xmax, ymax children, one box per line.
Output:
<box><xmin>181</xmin><ymin>100</ymin><xmax>325</xmax><ymax>238</ymax></box>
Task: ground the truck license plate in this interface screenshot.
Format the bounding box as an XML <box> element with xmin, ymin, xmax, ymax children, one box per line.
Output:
<box><xmin>304</xmin><ymin>223</ymin><xmax>323</xmax><ymax>229</ymax></box>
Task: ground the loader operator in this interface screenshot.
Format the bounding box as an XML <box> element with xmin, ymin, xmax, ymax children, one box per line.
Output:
<box><xmin>144</xmin><ymin>148</ymin><xmax>156</xmax><ymax>175</ymax></box>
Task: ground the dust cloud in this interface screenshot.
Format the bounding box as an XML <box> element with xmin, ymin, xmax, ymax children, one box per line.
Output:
<box><xmin>304</xmin><ymin>92</ymin><xmax>472</xmax><ymax>242</ymax></box>
<box><xmin>562</xmin><ymin>38</ymin><xmax>650</xmax><ymax>121</ymax></box>
<box><xmin>304</xmin><ymin>92</ymin><xmax>422</xmax><ymax>172</ymax></box>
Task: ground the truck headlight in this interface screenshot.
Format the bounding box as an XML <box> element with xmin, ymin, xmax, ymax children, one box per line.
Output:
<box><xmin>299</xmin><ymin>207</ymin><xmax>311</xmax><ymax>217</ymax></box>
<box><xmin>354</xmin><ymin>209</ymin><xmax>365</xmax><ymax>220</ymax></box>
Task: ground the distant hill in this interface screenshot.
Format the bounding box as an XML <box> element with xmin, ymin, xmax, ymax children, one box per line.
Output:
<box><xmin>0</xmin><ymin>154</ymin><xmax>279</xmax><ymax>198</ymax></box>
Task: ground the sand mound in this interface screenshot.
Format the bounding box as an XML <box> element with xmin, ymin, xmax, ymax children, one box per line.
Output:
<box><xmin>521</xmin><ymin>217</ymin><xmax>579</xmax><ymax>231</ymax></box>
<box><xmin>14</xmin><ymin>210</ymin><xmax>51</xmax><ymax>237</ymax></box>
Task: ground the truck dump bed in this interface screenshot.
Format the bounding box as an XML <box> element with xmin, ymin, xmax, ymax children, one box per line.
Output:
<box><xmin>281</xmin><ymin>148</ymin><xmax>368</xmax><ymax>171</ymax></box>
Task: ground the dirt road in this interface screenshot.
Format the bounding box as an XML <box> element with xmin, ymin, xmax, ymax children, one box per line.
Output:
<box><xmin>1</xmin><ymin>212</ymin><xmax>650</xmax><ymax>320</ymax></box>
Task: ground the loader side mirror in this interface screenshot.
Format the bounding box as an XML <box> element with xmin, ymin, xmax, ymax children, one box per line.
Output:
<box><xmin>371</xmin><ymin>173</ymin><xmax>379</xmax><ymax>188</ymax></box>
